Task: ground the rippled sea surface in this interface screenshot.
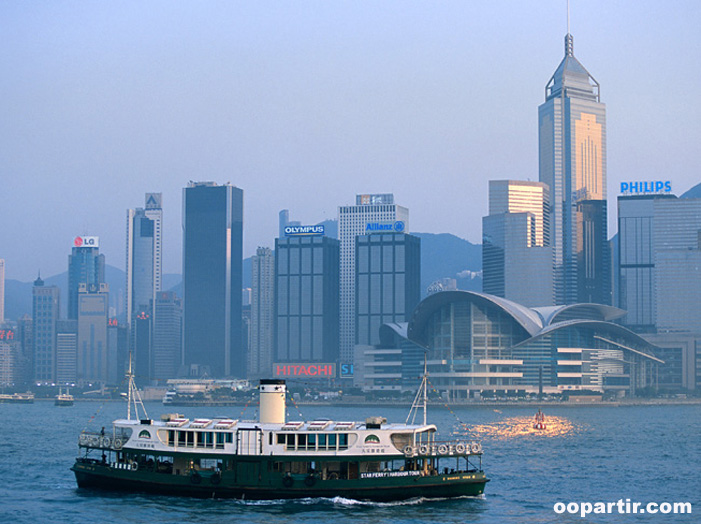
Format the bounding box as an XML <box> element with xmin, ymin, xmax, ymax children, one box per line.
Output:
<box><xmin>1</xmin><ymin>401</ymin><xmax>699</xmax><ymax>523</ymax></box>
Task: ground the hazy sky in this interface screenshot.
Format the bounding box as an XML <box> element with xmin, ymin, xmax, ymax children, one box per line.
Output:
<box><xmin>2</xmin><ymin>1</ymin><xmax>700</xmax><ymax>281</ymax></box>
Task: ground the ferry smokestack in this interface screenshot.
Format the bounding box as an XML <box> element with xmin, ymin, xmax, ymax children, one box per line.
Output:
<box><xmin>259</xmin><ymin>379</ymin><xmax>286</xmax><ymax>424</ymax></box>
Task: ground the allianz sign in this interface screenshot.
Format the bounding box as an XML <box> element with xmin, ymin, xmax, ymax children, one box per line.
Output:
<box><xmin>365</xmin><ymin>221</ymin><xmax>406</xmax><ymax>233</ymax></box>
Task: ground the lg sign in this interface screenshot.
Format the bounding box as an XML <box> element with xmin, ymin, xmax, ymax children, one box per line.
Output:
<box><xmin>74</xmin><ymin>236</ymin><xmax>100</xmax><ymax>248</ymax></box>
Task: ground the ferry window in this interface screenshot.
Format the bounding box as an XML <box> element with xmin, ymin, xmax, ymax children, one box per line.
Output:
<box><xmin>196</xmin><ymin>432</ymin><xmax>205</xmax><ymax>447</ymax></box>
<box><xmin>177</xmin><ymin>431</ymin><xmax>186</xmax><ymax>446</ymax></box>
<box><xmin>318</xmin><ymin>434</ymin><xmax>327</xmax><ymax>447</ymax></box>
<box><xmin>216</xmin><ymin>433</ymin><xmax>225</xmax><ymax>449</ymax></box>
<box><xmin>308</xmin><ymin>434</ymin><xmax>316</xmax><ymax>449</ymax></box>
<box><xmin>286</xmin><ymin>434</ymin><xmax>295</xmax><ymax>449</ymax></box>
<box><xmin>167</xmin><ymin>430</ymin><xmax>175</xmax><ymax>446</ymax></box>
<box><xmin>186</xmin><ymin>431</ymin><xmax>194</xmax><ymax>447</ymax></box>
<box><xmin>298</xmin><ymin>434</ymin><xmax>307</xmax><ymax>449</ymax></box>
<box><xmin>328</xmin><ymin>434</ymin><xmax>337</xmax><ymax>448</ymax></box>
<box><xmin>339</xmin><ymin>434</ymin><xmax>348</xmax><ymax>449</ymax></box>
<box><xmin>225</xmin><ymin>433</ymin><xmax>233</xmax><ymax>444</ymax></box>
<box><xmin>205</xmin><ymin>432</ymin><xmax>214</xmax><ymax>448</ymax></box>
<box><xmin>277</xmin><ymin>434</ymin><xmax>285</xmax><ymax>445</ymax></box>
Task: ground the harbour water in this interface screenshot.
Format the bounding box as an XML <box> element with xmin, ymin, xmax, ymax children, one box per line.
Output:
<box><xmin>1</xmin><ymin>400</ymin><xmax>699</xmax><ymax>523</ymax></box>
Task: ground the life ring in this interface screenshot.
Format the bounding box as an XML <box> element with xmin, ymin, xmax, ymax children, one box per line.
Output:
<box><xmin>403</xmin><ymin>445</ymin><xmax>414</xmax><ymax>457</ymax></box>
<box><xmin>113</xmin><ymin>438</ymin><xmax>124</xmax><ymax>450</ymax></box>
<box><xmin>210</xmin><ymin>473</ymin><xmax>222</xmax><ymax>485</ymax></box>
<box><xmin>101</xmin><ymin>436</ymin><xmax>111</xmax><ymax>448</ymax></box>
<box><xmin>190</xmin><ymin>472</ymin><xmax>202</xmax><ymax>484</ymax></box>
<box><xmin>282</xmin><ymin>475</ymin><xmax>294</xmax><ymax>488</ymax></box>
<box><xmin>437</xmin><ymin>444</ymin><xmax>449</xmax><ymax>455</ymax></box>
<box><xmin>419</xmin><ymin>445</ymin><xmax>429</xmax><ymax>455</ymax></box>
<box><xmin>304</xmin><ymin>475</ymin><xmax>316</xmax><ymax>487</ymax></box>
<box><xmin>130</xmin><ymin>461</ymin><xmax>139</xmax><ymax>472</ymax></box>
<box><xmin>455</xmin><ymin>443</ymin><xmax>466</xmax><ymax>454</ymax></box>
<box><xmin>470</xmin><ymin>442</ymin><xmax>481</xmax><ymax>454</ymax></box>
<box><xmin>328</xmin><ymin>472</ymin><xmax>339</xmax><ymax>480</ymax></box>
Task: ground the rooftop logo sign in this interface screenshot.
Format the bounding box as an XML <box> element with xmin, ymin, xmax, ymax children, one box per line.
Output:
<box><xmin>365</xmin><ymin>221</ymin><xmax>405</xmax><ymax>233</ymax></box>
<box><xmin>284</xmin><ymin>225</ymin><xmax>325</xmax><ymax>237</ymax></box>
<box><xmin>74</xmin><ymin>236</ymin><xmax>99</xmax><ymax>248</ymax></box>
<box><xmin>620</xmin><ymin>181</ymin><xmax>672</xmax><ymax>195</ymax></box>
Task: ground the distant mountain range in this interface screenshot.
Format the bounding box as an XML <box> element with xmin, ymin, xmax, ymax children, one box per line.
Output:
<box><xmin>3</xmin><ymin>231</ymin><xmax>482</xmax><ymax>322</ymax></box>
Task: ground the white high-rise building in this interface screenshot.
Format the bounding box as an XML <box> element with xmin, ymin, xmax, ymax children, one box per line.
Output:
<box><xmin>249</xmin><ymin>247</ymin><xmax>275</xmax><ymax>379</ymax></box>
<box><xmin>338</xmin><ymin>194</ymin><xmax>408</xmax><ymax>368</ymax></box>
<box><xmin>126</xmin><ymin>193</ymin><xmax>163</xmax><ymax>325</ymax></box>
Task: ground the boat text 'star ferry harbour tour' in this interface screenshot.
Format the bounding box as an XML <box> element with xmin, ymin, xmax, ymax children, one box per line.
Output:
<box><xmin>72</xmin><ymin>370</ymin><xmax>488</xmax><ymax>501</ymax></box>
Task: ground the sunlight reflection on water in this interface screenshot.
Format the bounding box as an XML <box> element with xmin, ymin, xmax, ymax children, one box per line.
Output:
<box><xmin>454</xmin><ymin>414</ymin><xmax>583</xmax><ymax>440</ymax></box>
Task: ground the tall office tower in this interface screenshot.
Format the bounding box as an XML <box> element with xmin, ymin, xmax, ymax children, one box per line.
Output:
<box><xmin>107</xmin><ymin>320</ymin><xmax>128</xmax><ymax>385</ymax></box>
<box><xmin>482</xmin><ymin>181</ymin><xmax>553</xmax><ymax>306</ymax></box>
<box><xmin>77</xmin><ymin>283</ymin><xmax>109</xmax><ymax>383</ymax></box>
<box><xmin>539</xmin><ymin>33</ymin><xmax>609</xmax><ymax>305</ymax></box>
<box><xmin>32</xmin><ymin>276</ymin><xmax>60</xmax><ymax>383</ymax></box>
<box><xmin>56</xmin><ymin>319</ymin><xmax>77</xmax><ymax>384</ymax></box>
<box><xmin>248</xmin><ymin>247</ymin><xmax>275</xmax><ymax>379</ymax></box>
<box><xmin>0</xmin><ymin>259</ymin><xmax>5</xmax><ymax>322</ymax></box>
<box><xmin>68</xmin><ymin>236</ymin><xmax>105</xmax><ymax>319</ymax></box>
<box><xmin>274</xmin><ymin>234</ymin><xmax>340</xmax><ymax>365</ymax></box>
<box><xmin>339</xmin><ymin>194</ymin><xmax>408</xmax><ymax>367</ymax></box>
<box><xmin>355</xmin><ymin>233</ymin><xmax>420</xmax><ymax>346</ymax></box>
<box><xmin>151</xmin><ymin>291</ymin><xmax>182</xmax><ymax>381</ymax></box>
<box><xmin>126</xmin><ymin>193</ymin><xmax>163</xmax><ymax>333</ymax></box>
<box><xmin>17</xmin><ymin>315</ymin><xmax>33</xmax><ymax>385</ymax></box>
<box><xmin>183</xmin><ymin>182</ymin><xmax>244</xmax><ymax>378</ymax></box>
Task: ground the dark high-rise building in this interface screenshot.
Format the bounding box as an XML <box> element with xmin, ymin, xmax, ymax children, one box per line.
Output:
<box><xmin>32</xmin><ymin>276</ymin><xmax>60</xmax><ymax>383</ymax></box>
<box><xmin>68</xmin><ymin>236</ymin><xmax>105</xmax><ymax>319</ymax></box>
<box><xmin>355</xmin><ymin>233</ymin><xmax>420</xmax><ymax>346</ymax></box>
<box><xmin>182</xmin><ymin>182</ymin><xmax>244</xmax><ymax>377</ymax></box>
<box><xmin>539</xmin><ymin>33</ymin><xmax>609</xmax><ymax>304</ymax></box>
<box><xmin>274</xmin><ymin>234</ymin><xmax>339</xmax><ymax>364</ymax></box>
<box><xmin>151</xmin><ymin>291</ymin><xmax>182</xmax><ymax>381</ymax></box>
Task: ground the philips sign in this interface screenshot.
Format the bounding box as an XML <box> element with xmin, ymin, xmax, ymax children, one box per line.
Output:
<box><xmin>284</xmin><ymin>225</ymin><xmax>325</xmax><ymax>237</ymax></box>
<box><xmin>620</xmin><ymin>181</ymin><xmax>672</xmax><ymax>195</ymax></box>
<box><xmin>74</xmin><ymin>236</ymin><xmax>99</xmax><ymax>248</ymax></box>
<box><xmin>365</xmin><ymin>221</ymin><xmax>405</xmax><ymax>234</ymax></box>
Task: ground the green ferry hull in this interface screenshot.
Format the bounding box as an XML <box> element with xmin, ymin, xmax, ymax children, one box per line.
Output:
<box><xmin>72</xmin><ymin>461</ymin><xmax>488</xmax><ymax>501</ymax></box>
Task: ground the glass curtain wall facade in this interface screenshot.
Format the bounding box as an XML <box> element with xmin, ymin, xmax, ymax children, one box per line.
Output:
<box><xmin>539</xmin><ymin>34</ymin><xmax>609</xmax><ymax>305</ymax></box>
<box><xmin>274</xmin><ymin>236</ymin><xmax>339</xmax><ymax>363</ymax></box>
<box><xmin>249</xmin><ymin>247</ymin><xmax>275</xmax><ymax>378</ymax></box>
<box><xmin>182</xmin><ymin>182</ymin><xmax>244</xmax><ymax>378</ymax></box>
<box><xmin>68</xmin><ymin>245</ymin><xmax>105</xmax><ymax>320</ymax></box>
<box><xmin>355</xmin><ymin>233</ymin><xmax>420</xmax><ymax>346</ymax></box>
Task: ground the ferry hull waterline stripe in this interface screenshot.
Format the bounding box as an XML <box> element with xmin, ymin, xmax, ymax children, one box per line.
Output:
<box><xmin>71</xmin><ymin>362</ymin><xmax>488</xmax><ymax>501</ymax></box>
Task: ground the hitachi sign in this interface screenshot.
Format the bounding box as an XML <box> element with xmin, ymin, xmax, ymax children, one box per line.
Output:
<box><xmin>620</xmin><ymin>181</ymin><xmax>672</xmax><ymax>195</ymax></box>
<box><xmin>284</xmin><ymin>225</ymin><xmax>325</xmax><ymax>236</ymax></box>
<box><xmin>274</xmin><ymin>363</ymin><xmax>336</xmax><ymax>377</ymax></box>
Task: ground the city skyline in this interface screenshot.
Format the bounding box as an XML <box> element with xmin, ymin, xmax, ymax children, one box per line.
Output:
<box><xmin>3</xmin><ymin>2</ymin><xmax>701</xmax><ymax>281</ymax></box>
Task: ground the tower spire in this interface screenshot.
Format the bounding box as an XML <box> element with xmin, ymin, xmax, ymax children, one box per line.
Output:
<box><xmin>565</xmin><ymin>0</ymin><xmax>573</xmax><ymax>56</ymax></box>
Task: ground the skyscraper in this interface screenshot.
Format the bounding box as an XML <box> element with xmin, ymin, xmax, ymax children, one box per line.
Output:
<box><xmin>68</xmin><ymin>236</ymin><xmax>105</xmax><ymax>319</ymax></box>
<box><xmin>355</xmin><ymin>232</ymin><xmax>420</xmax><ymax>346</ymax></box>
<box><xmin>126</xmin><ymin>193</ymin><xmax>163</xmax><ymax>329</ymax></box>
<box><xmin>339</xmin><ymin>194</ymin><xmax>408</xmax><ymax>367</ymax></box>
<box><xmin>77</xmin><ymin>282</ymin><xmax>109</xmax><ymax>383</ymax></box>
<box><xmin>248</xmin><ymin>247</ymin><xmax>275</xmax><ymax>379</ymax></box>
<box><xmin>274</xmin><ymin>233</ymin><xmax>339</xmax><ymax>365</ymax></box>
<box><xmin>182</xmin><ymin>182</ymin><xmax>244</xmax><ymax>377</ymax></box>
<box><xmin>539</xmin><ymin>33</ymin><xmax>609</xmax><ymax>305</ymax></box>
<box><xmin>482</xmin><ymin>180</ymin><xmax>553</xmax><ymax>306</ymax></box>
<box><xmin>32</xmin><ymin>276</ymin><xmax>60</xmax><ymax>383</ymax></box>
<box><xmin>151</xmin><ymin>291</ymin><xmax>182</xmax><ymax>381</ymax></box>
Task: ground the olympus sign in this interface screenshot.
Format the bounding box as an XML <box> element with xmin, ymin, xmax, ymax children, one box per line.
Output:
<box><xmin>284</xmin><ymin>225</ymin><xmax>325</xmax><ymax>236</ymax></box>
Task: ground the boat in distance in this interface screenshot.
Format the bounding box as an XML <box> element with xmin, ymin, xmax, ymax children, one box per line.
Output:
<box><xmin>55</xmin><ymin>388</ymin><xmax>75</xmax><ymax>407</ymax></box>
<box><xmin>72</xmin><ymin>373</ymin><xmax>488</xmax><ymax>501</ymax></box>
